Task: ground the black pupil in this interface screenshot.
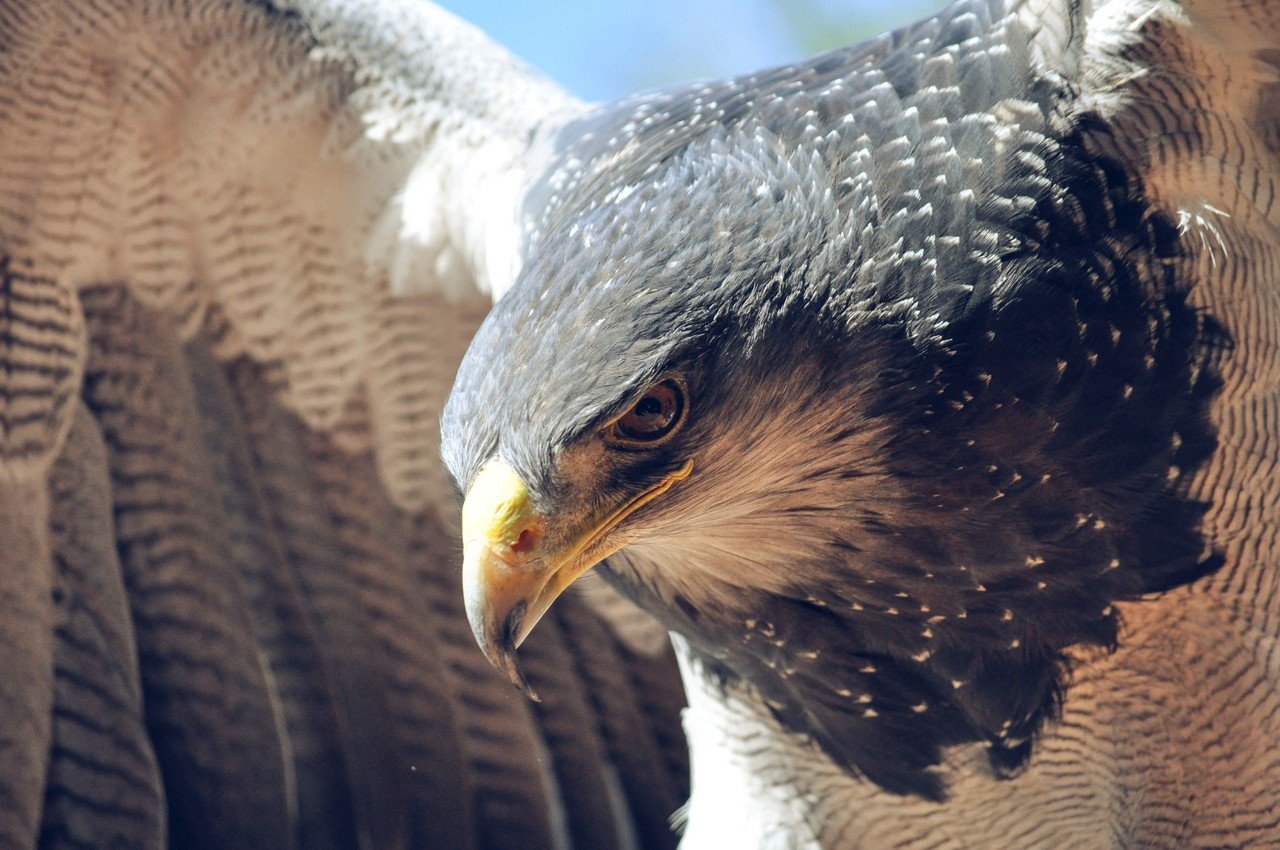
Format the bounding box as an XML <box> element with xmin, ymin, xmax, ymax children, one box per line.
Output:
<box><xmin>635</xmin><ymin>396</ymin><xmax>664</xmax><ymax>421</ymax></box>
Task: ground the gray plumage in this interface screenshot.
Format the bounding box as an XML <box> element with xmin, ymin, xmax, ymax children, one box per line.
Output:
<box><xmin>443</xmin><ymin>0</ymin><xmax>1280</xmax><ymax>847</ymax></box>
<box><xmin>0</xmin><ymin>1</ymin><xmax>688</xmax><ymax>848</ymax></box>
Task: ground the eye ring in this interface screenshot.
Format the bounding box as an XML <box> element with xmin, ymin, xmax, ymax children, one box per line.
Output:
<box><xmin>606</xmin><ymin>378</ymin><xmax>687</xmax><ymax>448</ymax></box>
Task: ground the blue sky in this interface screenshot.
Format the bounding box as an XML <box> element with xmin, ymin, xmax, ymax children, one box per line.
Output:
<box><xmin>436</xmin><ymin>0</ymin><xmax>946</xmax><ymax>102</ymax></box>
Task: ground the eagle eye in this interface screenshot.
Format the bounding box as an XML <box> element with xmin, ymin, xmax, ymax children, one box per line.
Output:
<box><xmin>609</xmin><ymin>379</ymin><xmax>685</xmax><ymax>446</ymax></box>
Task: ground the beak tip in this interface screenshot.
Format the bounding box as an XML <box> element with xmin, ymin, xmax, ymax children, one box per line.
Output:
<box><xmin>483</xmin><ymin>640</ymin><xmax>540</xmax><ymax>702</ymax></box>
<box><xmin>467</xmin><ymin>599</ymin><xmax>541</xmax><ymax>701</ymax></box>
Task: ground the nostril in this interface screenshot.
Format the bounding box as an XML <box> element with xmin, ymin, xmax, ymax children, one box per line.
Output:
<box><xmin>510</xmin><ymin>527</ymin><xmax>537</xmax><ymax>554</ymax></box>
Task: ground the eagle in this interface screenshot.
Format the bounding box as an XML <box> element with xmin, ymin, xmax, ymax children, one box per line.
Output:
<box><xmin>442</xmin><ymin>0</ymin><xmax>1280</xmax><ymax>847</ymax></box>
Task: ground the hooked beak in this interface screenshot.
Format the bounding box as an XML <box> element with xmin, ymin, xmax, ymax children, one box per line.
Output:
<box><xmin>461</xmin><ymin>458</ymin><xmax>692</xmax><ymax>698</ymax></box>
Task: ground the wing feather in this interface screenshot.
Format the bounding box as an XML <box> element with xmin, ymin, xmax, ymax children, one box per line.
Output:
<box><xmin>0</xmin><ymin>1</ymin><xmax>692</xmax><ymax>845</ymax></box>
<box><xmin>0</xmin><ymin>0</ymin><xmax>690</xmax><ymax>844</ymax></box>
<box><xmin>79</xmin><ymin>284</ymin><xmax>297</xmax><ymax>849</ymax></box>
<box><xmin>0</xmin><ymin>479</ymin><xmax>55</xmax><ymax>848</ymax></box>
<box><xmin>1076</xmin><ymin>0</ymin><xmax>1280</xmax><ymax>633</ymax></box>
<box><xmin>44</xmin><ymin>403</ymin><xmax>166</xmax><ymax>850</ymax></box>
<box><xmin>0</xmin><ymin>0</ymin><xmax>573</xmax><ymax>506</ymax></box>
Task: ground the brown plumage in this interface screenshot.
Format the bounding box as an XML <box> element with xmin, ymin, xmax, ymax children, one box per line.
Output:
<box><xmin>442</xmin><ymin>0</ymin><xmax>1280</xmax><ymax>846</ymax></box>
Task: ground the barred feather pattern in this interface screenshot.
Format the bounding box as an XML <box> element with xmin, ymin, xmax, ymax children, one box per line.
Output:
<box><xmin>0</xmin><ymin>0</ymin><xmax>565</xmax><ymax>507</ymax></box>
<box><xmin>0</xmin><ymin>0</ymin><xmax>690</xmax><ymax>847</ymax></box>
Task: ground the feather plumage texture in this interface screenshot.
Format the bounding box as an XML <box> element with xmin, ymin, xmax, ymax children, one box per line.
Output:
<box><xmin>439</xmin><ymin>0</ymin><xmax>1280</xmax><ymax>846</ymax></box>
<box><xmin>664</xmin><ymin>0</ymin><xmax>1280</xmax><ymax>844</ymax></box>
<box><xmin>0</xmin><ymin>0</ymin><xmax>688</xmax><ymax>847</ymax></box>
<box><xmin>451</xmin><ymin>0</ymin><xmax>1218</xmax><ymax>800</ymax></box>
<box><xmin>42</xmin><ymin>404</ymin><xmax>165</xmax><ymax>850</ymax></box>
<box><xmin>5</xmin><ymin>0</ymin><xmax>1278</xmax><ymax>846</ymax></box>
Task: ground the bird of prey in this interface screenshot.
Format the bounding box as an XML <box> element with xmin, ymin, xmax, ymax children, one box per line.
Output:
<box><xmin>444</xmin><ymin>0</ymin><xmax>1280</xmax><ymax>846</ymax></box>
<box><xmin>0</xmin><ymin>1</ymin><xmax>691</xmax><ymax>848</ymax></box>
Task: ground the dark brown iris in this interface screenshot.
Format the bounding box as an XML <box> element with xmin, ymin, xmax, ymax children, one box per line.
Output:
<box><xmin>611</xmin><ymin>379</ymin><xmax>685</xmax><ymax>444</ymax></box>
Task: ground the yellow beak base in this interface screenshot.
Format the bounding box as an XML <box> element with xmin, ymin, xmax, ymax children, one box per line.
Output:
<box><xmin>460</xmin><ymin>458</ymin><xmax>692</xmax><ymax>698</ymax></box>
